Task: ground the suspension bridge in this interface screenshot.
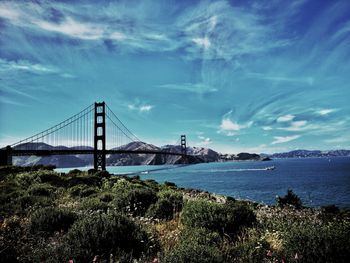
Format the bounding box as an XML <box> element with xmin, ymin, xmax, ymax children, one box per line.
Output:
<box><xmin>0</xmin><ymin>102</ymin><xmax>190</xmax><ymax>171</ymax></box>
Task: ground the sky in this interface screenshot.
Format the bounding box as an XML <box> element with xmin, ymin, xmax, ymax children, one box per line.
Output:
<box><xmin>0</xmin><ymin>0</ymin><xmax>350</xmax><ymax>154</ymax></box>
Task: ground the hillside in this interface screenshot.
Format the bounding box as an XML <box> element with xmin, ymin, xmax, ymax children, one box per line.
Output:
<box><xmin>1</xmin><ymin>166</ymin><xmax>349</xmax><ymax>262</ymax></box>
<box><xmin>269</xmin><ymin>149</ymin><xmax>350</xmax><ymax>158</ymax></box>
<box><xmin>12</xmin><ymin>142</ymin><xmax>217</xmax><ymax>168</ymax></box>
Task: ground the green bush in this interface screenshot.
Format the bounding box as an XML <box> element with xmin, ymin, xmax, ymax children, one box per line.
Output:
<box><xmin>17</xmin><ymin>195</ymin><xmax>53</xmax><ymax>210</ymax></box>
<box><xmin>94</xmin><ymin>170</ymin><xmax>111</xmax><ymax>178</ymax></box>
<box><xmin>66</xmin><ymin>175</ymin><xmax>101</xmax><ymax>187</ymax></box>
<box><xmin>163</xmin><ymin>227</ymin><xmax>222</xmax><ymax>263</ymax></box>
<box><xmin>281</xmin><ymin>220</ymin><xmax>350</xmax><ymax>262</ymax></box>
<box><xmin>30</xmin><ymin>207</ymin><xmax>77</xmax><ymax>235</ymax></box>
<box><xmin>164</xmin><ymin>181</ymin><xmax>177</xmax><ymax>188</ymax></box>
<box><xmin>181</xmin><ymin>200</ymin><xmax>256</xmax><ymax>238</ymax></box>
<box><xmin>98</xmin><ymin>192</ymin><xmax>115</xmax><ymax>202</ymax></box>
<box><xmin>62</xmin><ymin>212</ymin><xmax>149</xmax><ymax>262</ymax></box>
<box><xmin>15</xmin><ymin>172</ymin><xmax>41</xmax><ymax>188</ymax></box>
<box><xmin>147</xmin><ymin>190</ymin><xmax>183</xmax><ymax>220</ymax></box>
<box><xmin>276</xmin><ymin>189</ymin><xmax>303</xmax><ymax>209</ymax></box>
<box><xmin>69</xmin><ymin>185</ymin><xmax>97</xmax><ymax>197</ymax></box>
<box><xmin>28</xmin><ymin>183</ymin><xmax>55</xmax><ymax>197</ymax></box>
<box><xmin>38</xmin><ymin>172</ymin><xmax>65</xmax><ymax>187</ymax></box>
<box><xmin>80</xmin><ymin>197</ymin><xmax>110</xmax><ymax>212</ymax></box>
<box><xmin>115</xmin><ymin>187</ymin><xmax>157</xmax><ymax>216</ymax></box>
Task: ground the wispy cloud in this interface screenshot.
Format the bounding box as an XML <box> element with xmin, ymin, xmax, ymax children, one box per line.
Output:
<box><xmin>272</xmin><ymin>135</ymin><xmax>301</xmax><ymax>145</ymax></box>
<box><xmin>218</xmin><ymin>110</ymin><xmax>253</xmax><ymax>136</ymax></box>
<box><xmin>33</xmin><ymin>17</ymin><xmax>104</xmax><ymax>40</ymax></box>
<box><xmin>159</xmin><ymin>83</ymin><xmax>217</xmax><ymax>95</ymax></box>
<box><xmin>128</xmin><ymin>102</ymin><xmax>154</xmax><ymax>113</ymax></box>
<box><xmin>0</xmin><ymin>59</ymin><xmax>58</xmax><ymax>74</ymax></box>
<box><xmin>198</xmin><ymin>135</ymin><xmax>212</xmax><ymax>145</ymax></box>
<box><xmin>277</xmin><ymin>114</ymin><xmax>295</xmax><ymax>122</ymax></box>
<box><xmin>317</xmin><ymin>108</ymin><xmax>337</xmax><ymax>116</ymax></box>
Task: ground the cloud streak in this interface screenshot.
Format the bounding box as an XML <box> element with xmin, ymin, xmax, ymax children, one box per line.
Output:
<box><xmin>272</xmin><ymin>135</ymin><xmax>301</xmax><ymax>145</ymax></box>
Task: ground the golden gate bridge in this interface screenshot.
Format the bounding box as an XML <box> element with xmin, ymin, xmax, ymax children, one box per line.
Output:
<box><xmin>0</xmin><ymin>102</ymin><xmax>190</xmax><ymax>170</ymax></box>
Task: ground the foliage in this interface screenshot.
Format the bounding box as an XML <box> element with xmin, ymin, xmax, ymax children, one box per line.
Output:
<box><xmin>1</xmin><ymin>167</ymin><xmax>350</xmax><ymax>263</ymax></box>
<box><xmin>280</xmin><ymin>220</ymin><xmax>350</xmax><ymax>262</ymax></box>
<box><xmin>114</xmin><ymin>187</ymin><xmax>157</xmax><ymax>216</ymax></box>
<box><xmin>163</xmin><ymin>227</ymin><xmax>222</xmax><ymax>263</ymax></box>
<box><xmin>181</xmin><ymin>200</ymin><xmax>256</xmax><ymax>238</ymax></box>
<box><xmin>164</xmin><ymin>181</ymin><xmax>177</xmax><ymax>188</ymax></box>
<box><xmin>30</xmin><ymin>207</ymin><xmax>77</xmax><ymax>235</ymax></box>
<box><xmin>28</xmin><ymin>183</ymin><xmax>55</xmax><ymax>197</ymax></box>
<box><xmin>79</xmin><ymin>197</ymin><xmax>110</xmax><ymax>212</ymax></box>
<box><xmin>61</xmin><ymin>212</ymin><xmax>149</xmax><ymax>262</ymax></box>
<box><xmin>69</xmin><ymin>184</ymin><xmax>98</xmax><ymax>197</ymax></box>
<box><xmin>276</xmin><ymin>189</ymin><xmax>303</xmax><ymax>209</ymax></box>
<box><xmin>147</xmin><ymin>190</ymin><xmax>183</xmax><ymax>220</ymax></box>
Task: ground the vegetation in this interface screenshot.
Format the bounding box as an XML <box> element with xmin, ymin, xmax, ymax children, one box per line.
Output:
<box><xmin>0</xmin><ymin>165</ymin><xmax>349</xmax><ymax>262</ymax></box>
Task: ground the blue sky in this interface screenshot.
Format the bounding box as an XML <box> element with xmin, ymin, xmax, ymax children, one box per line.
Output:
<box><xmin>0</xmin><ymin>0</ymin><xmax>349</xmax><ymax>153</ymax></box>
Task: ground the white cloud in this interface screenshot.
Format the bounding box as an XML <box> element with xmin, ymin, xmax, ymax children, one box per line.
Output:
<box><xmin>33</xmin><ymin>17</ymin><xmax>104</xmax><ymax>40</ymax></box>
<box><xmin>0</xmin><ymin>59</ymin><xmax>57</xmax><ymax>74</ymax></box>
<box><xmin>218</xmin><ymin>110</ymin><xmax>253</xmax><ymax>136</ymax></box>
<box><xmin>278</xmin><ymin>120</ymin><xmax>323</xmax><ymax>132</ymax></box>
<box><xmin>159</xmin><ymin>83</ymin><xmax>217</xmax><ymax>95</ymax></box>
<box><xmin>128</xmin><ymin>103</ymin><xmax>154</xmax><ymax>113</ymax></box>
<box><xmin>192</xmin><ymin>37</ymin><xmax>211</xmax><ymax>49</ymax></box>
<box><xmin>277</xmin><ymin>114</ymin><xmax>295</xmax><ymax>122</ymax></box>
<box><xmin>262</xmin><ymin>126</ymin><xmax>273</xmax><ymax>131</ymax></box>
<box><xmin>317</xmin><ymin>108</ymin><xmax>336</xmax><ymax>116</ymax></box>
<box><xmin>198</xmin><ymin>135</ymin><xmax>212</xmax><ymax>145</ymax></box>
<box><xmin>139</xmin><ymin>105</ymin><xmax>153</xmax><ymax>112</ymax></box>
<box><xmin>220</xmin><ymin>119</ymin><xmax>242</xmax><ymax>131</ymax></box>
<box><xmin>272</xmin><ymin>135</ymin><xmax>300</xmax><ymax>145</ymax></box>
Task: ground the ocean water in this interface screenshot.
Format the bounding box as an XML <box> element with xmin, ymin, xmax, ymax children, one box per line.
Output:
<box><xmin>58</xmin><ymin>157</ymin><xmax>350</xmax><ymax>208</ymax></box>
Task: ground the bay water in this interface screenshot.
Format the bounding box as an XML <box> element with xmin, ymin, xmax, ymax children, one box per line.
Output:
<box><xmin>58</xmin><ymin>157</ymin><xmax>350</xmax><ymax>208</ymax></box>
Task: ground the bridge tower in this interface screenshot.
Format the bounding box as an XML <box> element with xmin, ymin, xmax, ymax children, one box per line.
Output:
<box><xmin>94</xmin><ymin>102</ymin><xmax>106</xmax><ymax>171</ymax></box>
<box><xmin>180</xmin><ymin>135</ymin><xmax>187</xmax><ymax>155</ymax></box>
<box><xmin>0</xmin><ymin>146</ymin><xmax>12</xmax><ymax>166</ymax></box>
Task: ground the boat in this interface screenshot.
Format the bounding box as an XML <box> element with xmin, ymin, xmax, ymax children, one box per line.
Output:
<box><xmin>266</xmin><ymin>166</ymin><xmax>275</xmax><ymax>170</ymax></box>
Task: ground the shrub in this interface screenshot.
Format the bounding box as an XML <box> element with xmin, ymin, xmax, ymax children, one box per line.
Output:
<box><xmin>17</xmin><ymin>195</ymin><xmax>53</xmax><ymax>210</ymax></box>
<box><xmin>164</xmin><ymin>181</ymin><xmax>177</xmax><ymax>188</ymax></box>
<box><xmin>115</xmin><ymin>188</ymin><xmax>157</xmax><ymax>216</ymax></box>
<box><xmin>181</xmin><ymin>200</ymin><xmax>256</xmax><ymax>238</ymax></box>
<box><xmin>28</xmin><ymin>183</ymin><xmax>55</xmax><ymax>197</ymax></box>
<box><xmin>321</xmin><ymin>204</ymin><xmax>340</xmax><ymax>214</ymax></box>
<box><xmin>68</xmin><ymin>169</ymin><xmax>83</xmax><ymax>176</ymax></box>
<box><xmin>163</xmin><ymin>227</ymin><xmax>222</xmax><ymax>263</ymax></box>
<box><xmin>30</xmin><ymin>207</ymin><xmax>77</xmax><ymax>235</ymax></box>
<box><xmin>62</xmin><ymin>212</ymin><xmax>149</xmax><ymax>262</ymax></box>
<box><xmin>276</xmin><ymin>189</ymin><xmax>303</xmax><ymax>209</ymax></box>
<box><xmin>281</xmin><ymin>220</ymin><xmax>350</xmax><ymax>262</ymax></box>
<box><xmin>147</xmin><ymin>190</ymin><xmax>183</xmax><ymax>220</ymax></box>
<box><xmin>94</xmin><ymin>170</ymin><xmax>111</xmax><ymax>178</ymax></box>
<box><xmin>38</xmin><ymin>172</ymin><xmax>65</xmax><ymax>187</ymax></box>
<box><xmin>80</xmin><ymin>197</ymin><xmax>110</xmax><ymax>212</ymax></box>
<box><xmin>15</xmin><ymin>172</ymin><xmax>41</xmax><ymax>188</ymax></box>
<box><xmin>98</xmin><ymin>192</ymin><xmax>115</xmax><ymax>202</ymax></box>
<box><xmin>66</xmin><ymin>175</ymin><xmax>102</xmax><ymax>187</ymax></box>
<box><xmin>69</xmin><ymin>185</ymin><xmax>97</xmax><ymax>197</ymax></box>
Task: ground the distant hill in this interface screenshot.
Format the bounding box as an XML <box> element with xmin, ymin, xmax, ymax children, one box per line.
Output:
<box><xmin>269</xmin><ymin>149</ymin><xmax>350</xmax><ymax>158</ymax></box>
<box><xmin>12</xmin><ymin>142</ymin><xmax>217</xmax><ymax>168</ymax></box>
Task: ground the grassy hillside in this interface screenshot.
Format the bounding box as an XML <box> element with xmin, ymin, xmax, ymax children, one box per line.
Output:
<box><xmin>0</xmin><ymin>166</ymin><xmax>349</xmax><ymax>262</ymax></box>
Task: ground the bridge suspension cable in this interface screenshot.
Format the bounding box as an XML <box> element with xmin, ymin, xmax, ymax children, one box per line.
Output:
<box><xmin>11</xmin><ymin>104</ymin><xmax>95</xmax><ymax>150</ymax></box>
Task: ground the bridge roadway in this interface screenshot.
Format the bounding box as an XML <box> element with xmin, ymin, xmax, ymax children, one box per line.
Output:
<box><xmin>10</xmin><ymin>149</ymin><xmax>187</xmax><ymax>157</ymax></box>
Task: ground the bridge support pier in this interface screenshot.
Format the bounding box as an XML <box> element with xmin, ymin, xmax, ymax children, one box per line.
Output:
<box><xmin>94</xmin><ymin>102</ymin><xmax>106</xmax><ymax>171</ymax></box>
<box><xmin>0</xmin><ymin>146</ymin><xmax>12</xmax><ymax>166</ymax></box>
